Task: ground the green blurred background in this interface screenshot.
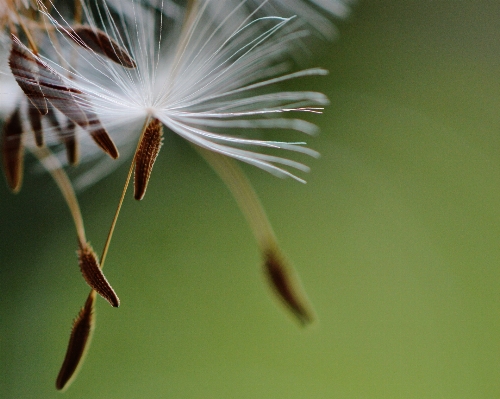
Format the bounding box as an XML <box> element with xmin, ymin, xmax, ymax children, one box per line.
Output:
<box><xmin>3</xmin><ymin>1</ymin><xmax>500</xmax><ymax>397</ymax></box>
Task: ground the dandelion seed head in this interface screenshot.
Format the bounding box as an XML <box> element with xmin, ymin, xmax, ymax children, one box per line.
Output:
<box><xmin>26</xmin><ymin>0</ymin><xmax>330</xmax><ymax>187</ymax></box>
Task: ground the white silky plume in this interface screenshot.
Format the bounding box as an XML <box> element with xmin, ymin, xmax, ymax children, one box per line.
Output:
<box><xmin>37</xmin><ymin>0</ymin><xmax>329</xmax><ymax>188</ymax></box>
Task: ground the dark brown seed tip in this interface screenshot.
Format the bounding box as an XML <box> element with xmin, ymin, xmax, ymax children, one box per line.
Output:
<box><xmin>2</xmin><ymin>107</ymin><xmax>24</xmax><ymax>193</ymax></box>
<box><xmin>70</xmin><ymin>25</ymin><xmax>137</xmax><ymax>68</ymax></box>
<box><xmin>78</xmin><ymin>242</ymin><xmax>120</xmax><ymax>307</ymax></box>
<box><xmin>263</xmin><ymin>246</ymin><xmax>315</xmax><ymax>326</ymax></box>
<box><xmin>56</xmin><ymin>291</ymin><xmax>96</xmax><ymax>391</ymax></box>
<box><xmin>90</xmin><ymin>127</ymin><xmax>119</xmax><ymax>159</ymax></box>
<box><xmin>134</xmin><ymin>118</ymin><xmax>163</xmax><ymax>200</ymax></box>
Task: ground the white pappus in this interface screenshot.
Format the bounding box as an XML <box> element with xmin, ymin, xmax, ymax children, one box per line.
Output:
<box><xmin>33</xmin><ymin>0</ymin><xmax>329</xmax><ymax>189</ymax></box>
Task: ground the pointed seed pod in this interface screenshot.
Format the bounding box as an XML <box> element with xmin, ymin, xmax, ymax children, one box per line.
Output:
<box><xmin>68</xmin><ymin>25</ymin><xmax>137</xmax><ymax>68</ymax></box>
<box><xmin>2</xmin><ymin>107</ymin><xmax>24</xmax><ymax>193</ymax></box>
<box><xmin>134</xmin><ymin>118</ymin><xmax>163</xmax><ymax>200</ymax></box>
<box><xmin>56</xmin><ymin>291</ymin><xmax>96</xmax><ymax>391</ymax></box>
<box><xmin>28</xmin><ymin>106</ymin><xmax>43</xmax><ymax>147</ymax></box>
<box><xmin>88</xmin><ymin>125</ymin><xmax>119</xmax><ymax>160</ymax></box>
<box><xmin>78</xmin><ymin>242</ymin><xmax>120</xmax><ymax>307</ymax></box>
<box><xmin>9</xmin><ymin>35</ymin><xmax>48</xmax><ymax>115</ymax></box>
<box><xmin>263</xmin><ymin>245</ymin><xmax>314</xmax><ymax>326</ymax></box>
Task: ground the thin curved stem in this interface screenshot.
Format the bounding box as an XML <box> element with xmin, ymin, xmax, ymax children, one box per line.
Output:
<box><xmin>30</xmin><ymin>146</ymin><xmax>86</xmax><ymax>246</ymax></box>
<box><xmin>99</xmin><ymin>116</ymin><xmax>151</xmax><ymax>268</ymax></box>
<box><xmin>195</xmin><ymin>146</ymin><xmax>275</xmax><ymax>249</ymax></box>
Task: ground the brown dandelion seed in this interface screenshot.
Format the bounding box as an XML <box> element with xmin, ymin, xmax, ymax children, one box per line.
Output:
<box><xmin>134</xmin><ymin>118</ymin><xmax>163</xmax><ymax>200</ymax></box>
<box><xmin>263</xmin><ymin>246</ymin><xmax>314</xmax><ymax>326</ymax></box>
<box><xmin>56</xmin><ymin>291</ymin><xmax>96</xmax><ymax>391</ymax></box>
<box><xmin>9</xmin><ymin>35</ymin><xmax>48</xmax><ymax>115</ymax></box>
<box><xmin>2</xmin><ymin>106</ymin><xmax>24</xmax><ymax>193</ymax></box>
<box><xmin>87</xmin><ymin>123</ymin><xmax>119</xmax><ymax>159</ymax></box>
<box><xmin>68</xmin><ymin>24</ymin><xmax>137</xmax><ymax>68</ymax></box>
<box><xmin>78</xmin><ymin>242</ymin><xmax>120</xmax><ymax>307</ymax></box>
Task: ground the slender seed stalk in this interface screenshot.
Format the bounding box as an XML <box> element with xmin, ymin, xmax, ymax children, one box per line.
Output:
<box><xmin>99</xmin><ymin>116</ymin><xmax>151</xmax><ymax>268</ymax></box>
<box><xmin>196</xmin><ymin>147</ymin><xmax>273</xmax><ymax>247</ymax></box>
<box><xmin>30</xmin><ymin>146</ymin><xmax>86</xmax><ymax>246</ymax></box>
<box><xmin>196</xmin><ymin>147</ymin><xmax>316</xmax><ymax>325</ymax></box>
<box><xmin>32</xmin><ymin>146</ymin><xmax>119</xmax><ymax>307</ymax></box>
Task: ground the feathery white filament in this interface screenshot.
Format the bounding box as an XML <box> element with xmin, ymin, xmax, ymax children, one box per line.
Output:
<box><xmin>34</xmin><ymin>0</ymin><xmax>329</xmax><ymax>186</ymax></box>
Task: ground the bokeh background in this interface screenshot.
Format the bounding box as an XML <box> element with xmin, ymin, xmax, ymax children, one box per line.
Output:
<box><xmin>2</xmin><ymin>1</ymin><xmax>500</xmax><ymax>398</ymax></box>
